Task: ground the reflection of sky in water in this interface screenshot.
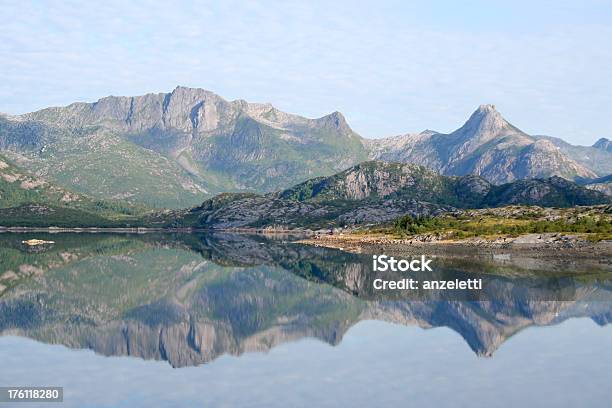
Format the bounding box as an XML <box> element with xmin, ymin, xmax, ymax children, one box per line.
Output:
<box><xmin>1</xmin><ymin>318</ymin><xmax>610</xmax><ymax>408</ymax></box>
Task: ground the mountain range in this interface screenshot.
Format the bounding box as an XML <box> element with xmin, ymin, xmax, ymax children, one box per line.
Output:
<box><xmin>1</xmin><ymin>86</ymin><xmax>610</xmax><ymax>209</ymax></box>
<box><xmin>0</xmin><ymin>86</ymin><xmax>367</xmax><ymax>207</ymax></box>
<box><xmin>2</xmin><ymin>157</ymin><xmax>608</xmax><ymax>229</ymax></box>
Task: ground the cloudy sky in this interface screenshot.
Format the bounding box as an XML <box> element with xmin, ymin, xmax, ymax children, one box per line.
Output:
<box><xmin>1</xmin><ymin>0</ymin><xmax>611</xmax><ymax>144</ymax></box>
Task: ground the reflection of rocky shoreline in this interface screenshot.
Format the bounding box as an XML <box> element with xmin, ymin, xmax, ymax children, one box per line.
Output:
<box><xmin>299</xmin><ymin>233</ymin><xmax>612</xmax><ymax>262</ymax></box>
<box><xmin>0</xmin><ymin>233</ymin><xmax>611</xmax><ymax>366</ymax></box>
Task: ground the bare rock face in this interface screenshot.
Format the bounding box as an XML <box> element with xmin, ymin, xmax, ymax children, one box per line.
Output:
<box><xmin>593</xmin><ymin>137</ymin><xmax>612</xmax><ymax>152</ymax></box>
<box><xmin>455</xmin><ymin>175</ymin><xmax>492</xmax><ymax>196</ymax></box>
<box><xmin>329</xmin><ymin>162</ymin><xmax>435</xmax><ymax>200</ymax></box>
<box><xmin>449</xmin><ymin>104</ymin><xmax>514</xmax><ymax>157</ymax></box>
<box><xmin>22</xmin><ymin>86</ymin><xmax>363</xmax><ymax>150</ymax></box>
<box><xmin>586</xmin><ymin>182</ymin><xmax>612</xmax><ymax>196</ymax></box>
<box><xmin>23</xmin><ymin>87</ymin><xmax>230</xmax><ymax>135</ymax></box>
<box><xmin>532</xmin><ymin>135</ymin><xmax>612</xmax><ymax>177</ymax></box>
<box><xmin>507</xmin><ymin>139</ymin><xmax>596</xmax><ymax>182</ymax></box>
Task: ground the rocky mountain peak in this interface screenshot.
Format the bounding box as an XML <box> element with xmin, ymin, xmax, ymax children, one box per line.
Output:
<box><xmin>445</xmin><ymin>104</ymin><xmax>522</xmax><ymax>160</ymax></box>
<box><xmin>593</xmin><ymin>137</ymin><xmax>612</xmax><ymax>152</ymax></box>
<box><xmin>317</xmin><ymin>111</ymin><xmax>351</xmax><ymax>134</ymax></box>
<box><xmin>460</xmin><ymin>104</ymin><xmax>509</xmax><ymax>136</ymax></box>
<box><xmin>476</xmin><ymin>103</ymin><xmax>496</xmax><ymax>112</ymax></box>
<box><xmin>167</xmin><ymin>86</ymin><xmax>222</xmax><ymax>108</ymax></box>
<box><xmin>171</xmin><ymin>85</ymin><xmax>215</xmax><ymax>96</ymax></box>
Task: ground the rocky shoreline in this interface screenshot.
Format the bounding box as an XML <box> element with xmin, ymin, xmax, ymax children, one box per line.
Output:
<box><xmin>299</xmin><ymin>232</ymin><xmax>612</xmax><ymax>259</ymax></box>
<box><xmin>0</xmin><ymin>226</ymin><xmax>199</xmax><ymax>234</ymax></box>
<box><xmin>0</xmin><ymin>225</ymin><xmax>309</xmax><ymax>236</ymax></box>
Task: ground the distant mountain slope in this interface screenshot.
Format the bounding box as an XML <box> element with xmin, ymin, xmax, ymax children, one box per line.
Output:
<box><xmin>0</xmin><ymin>154</ymin><xmax>144</xmax><ymax>227</ymax></box>
<box><xmin>0</xmin><ymin>115</ymin><xmax>214</xmax><ymax>208</ymax></box>
<box><xmin>0</xmin><ymin>153</ymin><xmax>102</xmax><ymax>209</ymax></box>
<box><xmin>534</xmin><ymin>135</ymin><xmax>612</xmax><ymax>176</ymax></box>
<box><xmin>582</xmin><ymin>173</ymin><xmax>612</xmax><ymax>196</ymax></box>
<box><xmin>0</xmin><ymin>153</ymin><xmax>74</xmax><ymax>207</ymax></box>
<box><xmin>368</xmin><ymin>105</ymin><xmax>598</xmax><ymax>183</ymax></box>
<box><xmin>593</xmin><ymin>137</ymin><xmax>612</xmax><ymax>152</ymax></box>
<box><xmin>1</xmin><ymin>87</ymin><xmax>367</xmax><ymax>207</ymax></box>
<box><xmin>156</xmin><ymin>161</ymin><xmax>610</xmax><ymax>229</ymax></box>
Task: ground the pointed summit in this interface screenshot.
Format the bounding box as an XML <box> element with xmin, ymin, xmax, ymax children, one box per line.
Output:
<box><xmin>317</xmin><ymin>111</ymin><xmax>352</xmax><ymax>135</ymax></box>
<box><xmin>447</xmin><ymin>104</ymin><xmax>523</xmax><ymax>153</ymax></box>
<box><xmin>460</xmin><ymin>104</ymin><xmax>510</xmax><ymax>136</ymax></box>
<box><xmin>593</xmin><ymin>137</ymin><xmax>612</xmax><ymax>152</ymax></box>
<box><xmin>477</xmin><ymin>103</ymin><xmax>496</xmax><ymax>112</ymax></box>
<box><xmin>324</xmin><ymin>111</ymin><xmax>347</xmax><ymax>125</ymax></box>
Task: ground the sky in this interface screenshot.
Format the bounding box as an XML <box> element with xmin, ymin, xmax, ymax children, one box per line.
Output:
<box><xmin>1</xmin><ymin>0</ymin><xmax>611</xmax><ymax>145</ymax></box>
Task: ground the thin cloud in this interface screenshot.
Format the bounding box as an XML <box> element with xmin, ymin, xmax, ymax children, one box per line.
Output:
<box><xmin>1</xmin><ymin>0</ymin><xmax>610</xmax><ymax>145</ymax></box>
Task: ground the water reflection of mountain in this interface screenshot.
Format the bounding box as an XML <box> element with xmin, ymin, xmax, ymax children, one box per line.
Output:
<box><xmin>0</xmin><ymin>232</ymin><xmax>610</xmax><ymax>366</ymax></box>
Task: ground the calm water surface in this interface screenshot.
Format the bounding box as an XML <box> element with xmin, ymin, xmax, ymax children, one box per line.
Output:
<box><xmin>0</xmin><ymin>233</ymin><xmax>610</xmax><ymax>407</ymax></box>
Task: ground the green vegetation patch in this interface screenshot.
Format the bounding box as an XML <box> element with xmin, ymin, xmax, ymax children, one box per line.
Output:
<box><xmin>392</xmin><ymin>206</ymin><xmax>612</xmax><ymax>241</ymax></box>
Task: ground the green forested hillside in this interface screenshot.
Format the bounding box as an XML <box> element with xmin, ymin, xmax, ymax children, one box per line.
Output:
<box><xmin>0</xmin><ymin>154</ymin><xmax>144</xmax><ymax>226</ymax></box>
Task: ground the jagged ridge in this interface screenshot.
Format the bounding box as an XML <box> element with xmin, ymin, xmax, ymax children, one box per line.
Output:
<box><xmin>153</xmin><ymin>161</ymin><xmax>610</xmax><ymax>230</ymax></box>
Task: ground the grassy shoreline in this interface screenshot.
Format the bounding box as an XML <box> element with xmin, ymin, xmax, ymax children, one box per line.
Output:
<box><xmin>389</xmin><ymin>206</ymin><xmax>611</xmax><ymax>242</ymax></box>
<box><xmin>299</xmin><ymin>206</ymin><xmax>612</xmax><ymax>257</ymax></box>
